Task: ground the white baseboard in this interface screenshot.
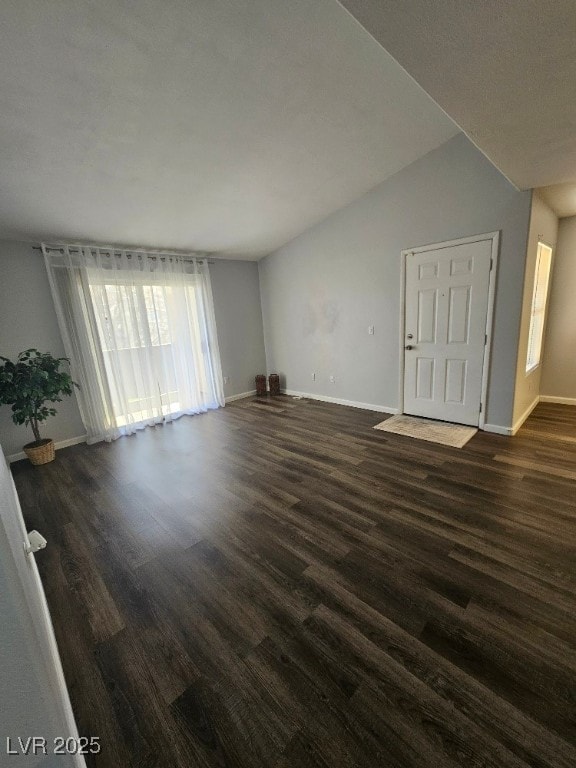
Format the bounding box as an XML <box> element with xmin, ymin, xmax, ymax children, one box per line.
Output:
<box><xmin>539</xmin><ymin>395</ymin><xmax>576</xmax><ymax>406</ymax></box>
<box><xmin>5</xmin><ymin>434</ymin><xmax>87</xmax><ymax>464</ymax></box>
<box><xmin>510</xmin><ymin>396</ymin><xmax>540</xmax><ymax>436</ymax></box>
<box><xmin>482</xmin><ymin>423</ymin><xmax>512</xmax><ymax>436</ymax></box>
<box><xmin>485</xmin><ymin>394</ymin><xmax>576</xmax><ymax>437</ymax></box>
<box><xmin>283</xmin><ymin>389</ymin><xmax>398</xmax><ymax>414</ymax></box>
<box><xmin>225</xmin><ymin>389</ymin><xmax>257</xmax><ymax>404</ymax></box>
<box><xmin>5</xmin><ymin>394</ymin><xmax>571</xmax><ymax>462</ymax></box>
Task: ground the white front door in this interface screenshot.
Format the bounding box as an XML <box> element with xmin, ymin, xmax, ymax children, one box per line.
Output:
<box><xmin>403</xmin><ymin>236</ymin><xmax>494</xmax><ymax>426</ymax></box>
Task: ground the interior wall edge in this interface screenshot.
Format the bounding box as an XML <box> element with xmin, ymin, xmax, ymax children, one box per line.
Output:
<box><xmin>539</xmin><ymin>395</ymin><xmax>576</xmax><ymax>406</ymax></box>
<box><xmin>510</xmin><ymin>395</ymin><xmax>540</xmax><ymax>436</ymax></box>
<box><xmin>5</xmin><ymin>434</ymin><xmax>88</xmax><ymax>464</ymax></box>
<box><xmin>283</xmin><ymin>389</ymin><xmax>399</xmax><ymax>414</ymax></box>
<box><xmin>224</xmin><ymin>390</ymin><xmax>257</xmax><ymax>403</ymax></box>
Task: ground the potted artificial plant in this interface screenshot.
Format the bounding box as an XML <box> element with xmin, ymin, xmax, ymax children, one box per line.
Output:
<box><xmin>0</xmin><ymin>349</ymin><xmax>78</xmax><ymax>465</ymax></box>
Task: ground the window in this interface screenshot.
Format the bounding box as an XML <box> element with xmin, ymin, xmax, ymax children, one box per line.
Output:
<box><xmin>526</xmin><ymin>242</ymin><xmax>553</xmax><ymax>373</ymax></box>
<box><xmin>44</xmin><ymin>245</ymin><xmax>224</xmax><ymax>443</ymax></box>
<box><xmin>89</xmin><ymin>283</ymin><xmax>179</xmax><ymax>424</ymax></box>
<box><xmin>91</xmin><ymin>283</ymin><xmax>173</xmax><ymax>351</ymax></box>
<box><xmin>88</xmin><ymin>277</ymin><xmax>211</xmax><ymax>428</ymax></box>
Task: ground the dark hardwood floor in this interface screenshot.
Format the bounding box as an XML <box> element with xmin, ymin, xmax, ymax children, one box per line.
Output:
<box><xmin>11</xmin><ymin>397</ymin><xmax>576</xmax><ymax>768</ymax></box>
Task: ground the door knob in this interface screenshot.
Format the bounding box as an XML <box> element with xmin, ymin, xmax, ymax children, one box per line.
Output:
<box><xmin>405</xmin><ymin>345</ymin><xmax>414</xmax><ymax>351</ymax></box>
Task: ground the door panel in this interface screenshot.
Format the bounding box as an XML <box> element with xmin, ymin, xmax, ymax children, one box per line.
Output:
<box><xmin>447</xmin><ymin>285</ymin><xmax>471</xmax><ymax>343</ymax></box>
<box><xmin>445</xmin><ymin>358</ymin><xmax>467</xmax><ymax>403</ymax></box>
<box><xmin>417</xmin><ymin>289</ymin><xmax>437</xmax><ymax>342</ymax></box>
<box><xmin>403</xmin><ymin>239</ymin><xmax>492</xmax><ymax>426</ymax></box>
<box><xmin>416</xmin><ymin>357</ymin><xmax>435</xmax><ymax>400</ymax></box>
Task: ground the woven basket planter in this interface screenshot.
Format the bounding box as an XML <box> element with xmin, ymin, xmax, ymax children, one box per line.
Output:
<box><xmin>23</xmin><ymin>438</ymin><xmax>55</xmax><ymax>466</ymax></box>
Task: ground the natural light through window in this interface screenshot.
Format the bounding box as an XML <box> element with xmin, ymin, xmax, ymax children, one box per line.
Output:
<box><xmin>85</xmin><ymin>270</ymin><xmax>215</xmax><ymax>432</ymax></box>
<box><xmin>44</xmin><ymin>246</ymin><xmax>224</xmax><ymax>444</ymax></box>
<box><xmin>526</xmin><ymin>242</ymin><xmax>553</xmax><ymax>373</ymax></box>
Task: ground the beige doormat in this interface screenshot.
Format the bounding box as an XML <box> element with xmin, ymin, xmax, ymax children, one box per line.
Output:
<box><xmin>374</xmin><ymin>414</ymin><xmax>477</xmax><ymax>448</ymax></box>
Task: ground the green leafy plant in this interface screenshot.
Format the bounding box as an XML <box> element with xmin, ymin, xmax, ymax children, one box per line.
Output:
<box><xmin>0</xmin><ymin>349</ymin><xmax>78</xmax><ymax>445</ymax></box>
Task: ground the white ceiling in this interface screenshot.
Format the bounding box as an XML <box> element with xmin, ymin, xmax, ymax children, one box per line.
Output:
<box><xmin>0</xmin><ymin>0</ymin><xmax>458</xmax><ymax>259</ymax></box>
<box><xmin>537</xmin><ymin>183</ymin><xmax>576</xmax><ymax>219</ymax></box>
<box><xmin>338</xmin><ymin>0</ymin><xmax>576</xmax><ymax>208</ymax></box>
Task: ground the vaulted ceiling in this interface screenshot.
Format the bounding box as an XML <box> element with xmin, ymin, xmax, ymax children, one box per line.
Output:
<box><xmin>4</xmin><ymin>1</ymin><xmax>573</xmax><ymax>257</ymax></box>
<box><xmin>338</xmin><ymin>0</ymin><xmax>576</xmax><ymax>217</ymax></box>
<box><xmin>0</xmin><ymin>0</ymin><xmax>458</xmax><ymax>258</ymax></box>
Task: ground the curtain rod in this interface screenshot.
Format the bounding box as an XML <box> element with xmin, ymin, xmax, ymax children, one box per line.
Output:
<box><xmin>33</xmin><ymin>244</ymin><xmax>215</xmax><ymax>264</ymax></box>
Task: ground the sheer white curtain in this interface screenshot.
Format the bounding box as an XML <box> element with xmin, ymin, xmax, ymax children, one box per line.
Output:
<box><xmin>44</xmin><ymin>244</ymin><xmax>224</xmax><ymax>443</ymax></box>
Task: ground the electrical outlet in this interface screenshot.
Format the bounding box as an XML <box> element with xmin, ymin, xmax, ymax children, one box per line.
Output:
<box><xmin>311</xmin><ymin>372</ymin><xmax>316</xmax><ymax>381</ymax></box>
<box><xmin>368</xmin><ymin>325</ymin><xmax>375</xmax><ymax>335</ymax></box>
<box><xmin>329</xmin><ymin>375</ymin><xmax>335</xmax><ymax>384</ymax></box>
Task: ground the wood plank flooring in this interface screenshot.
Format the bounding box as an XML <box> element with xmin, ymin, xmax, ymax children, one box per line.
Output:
<box><xmin>11</xmin><ymin>397</ymin><xmax>576</xmax><ymax>768</ymax></box>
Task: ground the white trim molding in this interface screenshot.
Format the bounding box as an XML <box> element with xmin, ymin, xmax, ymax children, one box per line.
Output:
<box><xmin>4</xmin><ymin>394</ymin><xmax>572</xmax><ymax>464</ymax></box>
<box><xmin>5</xmin><ymin>434</ymin><xmax>87</xmax><ymax>464</ymax></box>
<box><xmin>511</xmin><ymin>396</ymin><xmax>540</xmax><ymax>435</ymax></box>
<box><xmin>485</xmin><ymin>395</ymin><xmax>576</xmax><ymax>436</ymax></box>
<box><xmin>225</xmin><ymin>389</ymin><xmax>257</xmax><ymax>403</ymax></box>
<box><xmin>283</xmin><ymin>390</ymin><xmax>398</xmax><ymax>414</ymax></box>
<box><xmin>483</xmin><ymin>423</ymin><xmax>513</xmax><ymax>436</ymax></box>
<box><xmin>539</xmin><ymin>395</ymin><xmax>576</xmax><ymax>406</ymax></box>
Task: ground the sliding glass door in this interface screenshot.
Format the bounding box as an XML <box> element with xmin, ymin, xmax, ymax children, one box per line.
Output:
<box><xmin>45</xmin><ymin>245</ymin><xmax>224</xmax><ymax>443</ymax></box>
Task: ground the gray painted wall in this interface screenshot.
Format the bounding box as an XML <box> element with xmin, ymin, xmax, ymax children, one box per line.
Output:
<box><xmin>0</xmin><ymin>242</ymin><xmax>266</xmax><ymax>457</ymax></box>
<box><xmin>0</xmin><ymin>241</ymin><xmax>85</xmax><ymax>457</ymax></box>
<box><xmin>541</xmin><ymin>215</ymin><xmax>576</xmax><ymax>400</ymax></box>
<box><xmin>210</xmin><ymin>259</ymin><xmax>267</xmax><ymax>398</ymax></box>
<box><xmin>259</xmin><ymin>134</ymin><xmax>532</xmax><ymax>429</ymax></box>
<box><xmin>512</xmin><ymin>194</ymin><xmax>558</xmax><ymax>425</ymax></box>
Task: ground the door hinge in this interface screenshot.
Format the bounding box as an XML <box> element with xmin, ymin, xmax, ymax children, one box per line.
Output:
<box><xmin>490</xmin><ymin>258</ymin><xmax>494</xmax><ymax>270</ymax></box>
<box><xmin>485</xmin><ymin>333</ymin><xmax>488</xmax><ymax>345</ymax></box>
<box><xmin>479</xmin><ymin>402</ymin><xmax>483</xmax><ymax>413</ymax></box>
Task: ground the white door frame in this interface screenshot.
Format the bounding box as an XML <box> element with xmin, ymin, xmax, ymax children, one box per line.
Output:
<box><xmin>398</xmin><ymin>231</ymin><xmax>500</xmax><ymax>430</ymax></box>
<box><xmin>0</xmin><ymin>454</ymin><xmax>86</xmax><ymax>768</ymax></box>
